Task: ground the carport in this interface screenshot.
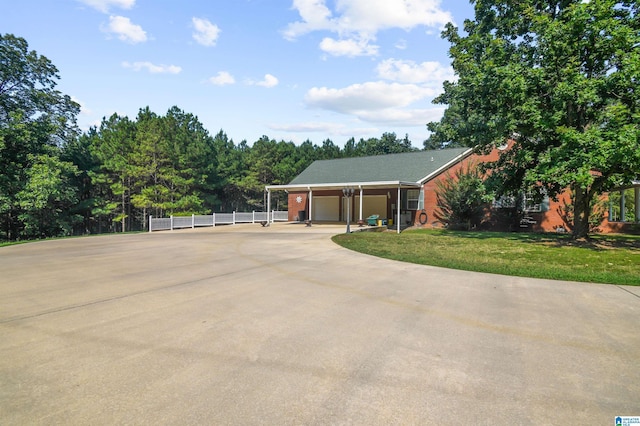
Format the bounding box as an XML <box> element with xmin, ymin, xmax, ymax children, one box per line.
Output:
<box><xmin>265</xmin><ymin>181</ymin><xmax>422</xmax><ymax>234</ymax></box>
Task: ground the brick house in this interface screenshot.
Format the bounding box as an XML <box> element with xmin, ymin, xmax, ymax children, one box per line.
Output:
<box><xmin>265</xmin><ymin>146</ymin><xmax>640</xmax><ymax>234</ymax></box>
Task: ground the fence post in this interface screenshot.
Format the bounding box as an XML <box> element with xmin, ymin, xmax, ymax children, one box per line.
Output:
<box><xmin>170</xmin><ymin>215</ymin><xmax>174</xmax><ymax>231</ymax></box>
<box><xmin>149</xmin><ymin>215</ymin><xmax>153</xmax><ymax>232</ymax></box>
<box><xmin>252</xmin><ymin>211</ymin><xmax>255</xmax><ymax>224</ymax></box>
<box><xmin>192</xmin><ymin>214</ymin><xmax>195</xmax><ymax>229</ymax></box>
<box><xmin>212</xmin><ymin>212</ymin><xmax>215</xmax><ymax>227</ymax></box>
<box><xmin>233</xmin><ymin>211</ymin><xmax>236</xmax><ymax>225</ymax></box>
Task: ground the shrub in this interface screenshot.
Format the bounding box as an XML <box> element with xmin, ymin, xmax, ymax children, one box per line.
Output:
<box><xmin>435</xmin><ymin>164</ymin><xmax>493</xmax><ymax>230</ymax></box>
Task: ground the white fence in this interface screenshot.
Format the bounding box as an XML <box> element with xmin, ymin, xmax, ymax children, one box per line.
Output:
<box><xmin>149</xmin><ymin>211</ymin><xmax>289</xmax><ymax>232</ymax></box>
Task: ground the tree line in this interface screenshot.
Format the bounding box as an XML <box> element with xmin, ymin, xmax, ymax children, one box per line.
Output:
<box><xmin>5</xmin><ymin>0</ymin><xmax>639</xmax><ymax>242</ymax></box>
<box><xmin>0</xmin><ymin>33</ymin><xmax>419</xmax><ymax>241</ymax></box>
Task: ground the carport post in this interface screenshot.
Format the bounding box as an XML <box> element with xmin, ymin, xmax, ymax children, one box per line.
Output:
<box><xmin>358</xmin><ymin>186</ymin><xmax>363</xmax><ymax>224</ymax></box>
<box><xmin>266</xmin><ymin>189</ymin><xmax>271</xmax><ymax>225</ymax></box>
<box><xmin>308</xmin><ymin>188</ymin><xmax>313</xmax><ymax>222</ymax></box>
<box><xmin>397</xmin><ymin>186</ymin><xmax>401</xmax><ymax>234</ymax></box>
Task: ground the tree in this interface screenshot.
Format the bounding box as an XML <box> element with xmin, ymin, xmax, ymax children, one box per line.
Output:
<box><xmin>428</xmin><ymin>0</ymin><xmax>640</xmax><ymax>238</ymax></box>
<box><xmin>212</xmin><ymin>130</ymin><xmax>246</xmax><ymax>211</ymax></box>
<box><xmin>318</xmin><ymin>138</ymin><xmax>342</xmax><ymax>159</ymax></box>
<box><xmin>61</xmin><ymin>127</ymin><xmax>103</xmax><ymax>234</ymax></box>
<box><xmin>0</xmin><ymin>33</ymin><xmax>79</xmax><ymax>240</ymax></box>
<box><xmin>132</xmin><ymin>106</ymin><xmax>210</xmax><ymax>219</ymax></box>
<box><xmin>91</xmin><ymin>113</ymin><xmax>137</xmax><ymax>232</ymax></box>
<box><xmin>159</xmin><ymin>107</ymin><xmax>216</xmax><ymax>213</ymax></box>
<box><xmin>434</xmin><ymin>164</ymin><xmax>492</xmax><ymax>230</ymax></box>
<box><xmin>355</xmin><ymin>133</ymin><xmax>417</xmax><ymax>156</ymax></box>
<box><xmin>17</xmin><ymin>154</ymin><xmax>79</xmax><ymax>238</ymax></box>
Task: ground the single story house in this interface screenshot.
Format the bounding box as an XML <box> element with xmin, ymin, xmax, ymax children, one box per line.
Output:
<box><xmin>265</xmin><ymin>146</ymin><xmax>640</xmax><ymax>234</ymax></box>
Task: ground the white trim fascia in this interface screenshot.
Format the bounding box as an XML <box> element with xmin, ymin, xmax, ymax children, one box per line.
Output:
<box><xmin>265</xmin><ymin>180</ymin><xmax>421</xmax><ymax>191</ymax></box>
<box><xmin>417</xmin><ymin>148</ymin><xmax>474</xmax><ymax>185</ymax></box>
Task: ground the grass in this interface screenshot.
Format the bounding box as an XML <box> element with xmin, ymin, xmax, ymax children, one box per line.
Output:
<box><xmin>332</xmin><ymin>229</ymin><xmax>640</xmax><ymax>285</ymax></box>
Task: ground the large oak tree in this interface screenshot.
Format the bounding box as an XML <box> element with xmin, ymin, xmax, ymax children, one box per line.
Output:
<box><xmin>428</xmin><ymin>0</ymin><xmax>640</xmax><ymax>238</ymax></box>
<box><xmin>0</xmin><ymin>34</ymin><xmax>79</xmax><ymax>240</ymax></box>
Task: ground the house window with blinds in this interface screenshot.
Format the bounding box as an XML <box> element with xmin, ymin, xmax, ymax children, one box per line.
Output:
<box><xmin>406</xmin><ymin>189</ymin><xmax>424</xmax><ymax>210</ymax></box>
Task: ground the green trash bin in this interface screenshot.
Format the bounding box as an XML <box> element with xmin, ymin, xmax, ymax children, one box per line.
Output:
<box><xmin>366</xmin><ymin>214</ymin><xmax>379</xmax><ymax>226</ymax></box>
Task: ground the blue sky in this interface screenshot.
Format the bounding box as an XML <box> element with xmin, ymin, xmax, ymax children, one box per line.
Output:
<box><xmin>2</xmin><ymin>0</ymin><xmax>475</xmax><ymax>147</ymax></box>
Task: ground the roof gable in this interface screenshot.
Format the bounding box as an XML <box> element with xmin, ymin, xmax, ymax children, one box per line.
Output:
<box><xmin>289</xmin><ymin>148</ymin><xmax>472</xmax><ymax>185</ymax></box>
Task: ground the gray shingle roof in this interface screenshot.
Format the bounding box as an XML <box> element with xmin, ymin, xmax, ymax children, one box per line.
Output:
<box><xmin>289</xmin><ymin>148</ymin><xmax>471</xmax><ymax>185</ymax></box>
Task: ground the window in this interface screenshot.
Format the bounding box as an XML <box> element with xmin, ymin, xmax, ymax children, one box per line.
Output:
<box><xmin>406</xmin><ymin>189</ymin><xmax>423</xmax><ymax>210</ymax></box>
<box><xmin>523</xmin><ymin>193</ymin><xmax>549</xmax><ymax>212</ymax></box>
<box><xmin>493</xmin><ymin>195</ymin><xmax>516</xmax><ymax>209</ymax></box>
<box><xmin>523</xmin><ymin>193</ymin><xmax>540</xmax><ymax>212</ymax></box>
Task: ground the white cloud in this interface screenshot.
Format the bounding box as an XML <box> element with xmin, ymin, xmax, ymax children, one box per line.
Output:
<box><xmin>269</xmin><ymin>122</ymin><xmax>379</xmax><ymax>136</ymax></box>
<box><xmin>192</xmin><ymin>17</ymin><xmax>220</xmax><ymax>47</ymax></box>
<box><xmin>269</xmin><ymin>122</ymin><xmax>340</xmax><ymax>132</ymax></box>
<box><xmin>209</xmin><ymin>71</ymin><xmax>235</xmax><ymax>86</ymax></box>
<box><xmin>283</xmin><ymin>0</ymin><xmax>334</xmax><ymax>40</ymax></box>
<box><xmin>356</xmin><ymin>107</ymin><xmax>446</xmax><ymax>126</ymax></box>
<box><xmin>305</xmin><ymin>81</ymin><xmax>437</xmax><ymax>113</ymax></box>
<box><xmin>376</xmin><ymin>59</ymin><xmax>454</xmax><ymax>85</ymax></box>
<box><xmin>77</xmin><ymin>0</ymin><xmax>135</xmax><ymax>13</ymax></box>
<box><xmin>251</xmin><ymin>74</ymin><xmax>279</xmax><ymax>88</ymax></box>
<box><xmin>259</xmin><ymin>74</ymin><xmax>279</xmax><ymax>88</ymax></box>
<box><xmin>394</xmin><ymin>39</ymin><xmax>407</xmax><ymax>50</ymax></box>
<box><xmin>334</xmin><ymin>0</ymin><xmax>453</xmax><ymax>33</ymax></box>
<box><xmin>103</xmin><ymin>15</ymin><xmax>147</xmax><ymax>43</ymax></box>
<box><xmin>319</xmin><ymin>37</ymin><xmax>378</xmax><ymax>57</ymax></box>
<box><xmin>284</xmin><ymin>0</ymin><xmax>454</xmax><ymax>56</ymax></box>
<box><xmin>304</xmin><ymin>80</ymin><xmax>446</xmax><ymax>126</ymax></box>
<box><xmin>122</xmin><ymin>61</ymin><xmax>182</xmax><ymax>74</ymax></box>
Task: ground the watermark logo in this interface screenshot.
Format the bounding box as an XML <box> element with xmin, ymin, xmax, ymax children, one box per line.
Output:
<box><xmin>616</xmin><ymin>417</ymin><xmax>640</xmax><ymax>426</ymax></box>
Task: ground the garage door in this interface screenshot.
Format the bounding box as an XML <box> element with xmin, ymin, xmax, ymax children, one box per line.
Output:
<box><xmin>312</xmin><ymin>196</ymin><xmax>339</xmax><ymax>221</ymax></box>
<box><xmin>355</xmin><ymin>195</ymin><xmax>387</xmax><ymax>219</ymax></box>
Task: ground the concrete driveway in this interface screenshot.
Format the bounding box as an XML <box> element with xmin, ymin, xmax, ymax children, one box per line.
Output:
<box><xmin>1</xmin><ymin>223</ymin><xmax>638</xmax><ymax>425</ymax></box>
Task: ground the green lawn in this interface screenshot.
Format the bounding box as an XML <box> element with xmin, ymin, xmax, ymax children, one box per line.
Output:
<box><xmin>332</xmin><ymin>229</ymin><xmax>640</xmax><ymax>285</ymax></box>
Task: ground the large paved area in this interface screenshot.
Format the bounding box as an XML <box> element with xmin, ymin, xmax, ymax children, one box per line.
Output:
<box><xmin>1</xmin><ymin>223</ymin><xmax>639</xmax><ymax>425</ymax></box>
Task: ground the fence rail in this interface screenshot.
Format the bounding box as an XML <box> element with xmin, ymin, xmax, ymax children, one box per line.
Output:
<box><xmin>149</xmin><ymin>211</ymin><xmax>288</xmax><ymax>232</ymax></box>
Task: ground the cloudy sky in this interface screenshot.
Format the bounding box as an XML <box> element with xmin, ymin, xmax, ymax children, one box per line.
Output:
<box><xmin>2</xmin><ymin>0</ymin><xmax>475</xmax><ymax>146</ymax></box>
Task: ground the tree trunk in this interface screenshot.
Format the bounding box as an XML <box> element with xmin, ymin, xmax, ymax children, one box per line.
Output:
<box><xmin>572</xmin><ymin>185</ymin><xmax>591</xmax><ymax>239</ymax></box>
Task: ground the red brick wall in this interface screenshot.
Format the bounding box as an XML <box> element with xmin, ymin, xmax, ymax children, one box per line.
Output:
<box><xmin>415</xmin><ymin>146</ymin><xmax>624</xmax><ymax>233</ymax></box>
<box><xmin>417</xmin><ymin>147</ymin><xmax>502</xmax><ymax>229</ymax></box>
<box><xmin>288</xmin><ymin>192</ymin><xmax>308</xmax><ymax>221</ymax></box>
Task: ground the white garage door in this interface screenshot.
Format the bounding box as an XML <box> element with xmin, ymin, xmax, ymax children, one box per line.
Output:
<box><xmin>312</xmin><ymin>196</ymin><xmax>339</xmax><ymax>221</ymax></box>
<box><xmin>355</xmin><ymin>195</ymin><xmax>387</xmax><ymax>219</ymax></box>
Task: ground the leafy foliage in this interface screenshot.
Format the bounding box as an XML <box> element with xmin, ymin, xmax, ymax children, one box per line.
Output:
<box><xmin>434</xmin><ymin>164</ymin><xmax>493</xmax><ymax>230</ymax></box>
<box><xmin>17</xmin><ymin>154</ymin><xmax>80</xmax><ymax>238</ymax></box>
<box><xmin>428</xmin><ymin>0</ymin><xmax>640</xmax><ymax>238</ymax></box>
<box><xmin>0</xmin><ymin>33</ymin><xmax>79</xmax><ymax>240</ymax></box>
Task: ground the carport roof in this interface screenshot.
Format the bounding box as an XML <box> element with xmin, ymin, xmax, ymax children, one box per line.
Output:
<box><xmin>267</xmin><ymin>147</ymin><xmax>472</xmax><ymax>191</ymax></box>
